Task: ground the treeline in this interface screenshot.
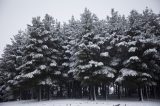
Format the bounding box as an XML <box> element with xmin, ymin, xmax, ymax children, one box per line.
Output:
<box><xmin>0</xmin><ymin>8</ymin><xmax>160</xmax><ymax>102</ymax></box>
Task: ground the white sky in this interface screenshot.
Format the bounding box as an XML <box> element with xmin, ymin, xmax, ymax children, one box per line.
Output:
<box><xmin>0</xmin><ymin>0</ymin><xmax>160</xmax><ymax>56</ymax></box>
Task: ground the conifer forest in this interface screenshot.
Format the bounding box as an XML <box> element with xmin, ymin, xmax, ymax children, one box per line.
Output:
<box><xmin>0</xmin><ymin>8</ymin><xmax>160</xmax><ymax>102</ymax></box>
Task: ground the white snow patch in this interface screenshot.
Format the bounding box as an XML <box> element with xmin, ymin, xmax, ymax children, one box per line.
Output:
<box><xmin>142</xmin><ymin>73</ymin><xmax>152</xmax><ymax>78</ymax></box>
<box><xmin>0</xmin><ymin>99</ymin><xmax>160</xmax><ymax>106</ymax></box>
<box><xmin>39</xmin><ymin>65</ymin><xmax>46</xmax><ymax>70</ymax></box>
<box><xmin>78</xmin><ymin>64</ymin><xmax>92</xmax><ymax>70</ymax></box>
<box><xmin>120</xmin><ymin>68</ymin><xmax>138</xmax><ymax>77</ymax></box>
<box><xmin>23</xmin><ymin>69</ymin><xmax>40</xmax><ymax>78</ymax></box>
<box><xmin>50</xmin><ymin>61</ymin><xmax>57</xmax><ymax>67</ymax></box>
<box><xmin>94</xmin><ymin>66</ymin><xmax>116</xmax><ymax>78</ymax></box>
<box><xmin>37</xmin><ymin>40</ymin><xmax>43</xmax><ymax>44</ymax></box>
<box><xmin>128</xmin><ymin>56</ymin><xmax>140</xmax><ymax>62</ymax></box>
<box><xmin>84</xmin><ymin>76</ymin><xmax>89</xmax><ymax>80</ymax></box>
<box><xmin>33</xmin><ymin>54</ymin><xmax>43</xmax><ymax>59</ymax></box>
<box><xmin>54</xmin><ymin>71</ymin><xmax>61</xmax><ymax>75</ymax></box>
<box><xmin>128</xmin><ymin>47</ymin><xmax>137</xmax><ymax>52</ymax></box>
<box><xmin>42</xmin><ymin>45</ymin><xmax>48</xmax><ymax>50</ymax></box>
<box><xmin>100</xmin><ymin>52</ymin><xmax>109</xmax><ymax>57</ymax></box>
<box><xmin>62</xmin><ymin>62</ymin><xmax>69</xmax><ymax>66</ymax></box>
<box><xmin>110</xmin><ymin>58</ymin><xmax>121</xmax><ymax>66</ymax></box>
<box><xmin>144</xmin><ymin>48</ymin><xmax>157</xmax><ymax>55</ymax></box>
<box><xmin>88</xmin><ymin>42</ymin><xmax>100</xmax><ymax>50</ymax></box>
<box><xmin>89</xmin><ymin>60</ymin><xmax>103</xmax><ymax>67</ymax></box>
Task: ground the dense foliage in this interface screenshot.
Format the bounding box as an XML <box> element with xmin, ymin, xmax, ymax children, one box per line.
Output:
<box><xmin>0</xmin><ymin>8</ymin><xmax>160</xmax><ymax>101</ymax></box>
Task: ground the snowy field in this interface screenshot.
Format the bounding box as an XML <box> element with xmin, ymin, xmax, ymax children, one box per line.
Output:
<box><xmin>0</xmin><ymin>99</ymin><xmax>160</xmax><ymax>106</ymax></box>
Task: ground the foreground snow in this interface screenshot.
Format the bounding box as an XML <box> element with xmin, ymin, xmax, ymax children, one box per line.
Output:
<box><xmin>0</xmin><ymin>99</ymin><xmax>160</xmax><ymax>106</ymax></box>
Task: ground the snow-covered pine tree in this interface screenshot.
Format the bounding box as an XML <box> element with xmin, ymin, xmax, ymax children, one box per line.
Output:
<box><xmin>61</xmin><ymin>16</ymin><xmax>80</xmax><ymax>98</ymax></box>
<box><xmin>102</xmin><ymin>9</ymin><xmax>129</xmax><ymax>99</ymax></box>
<box><xmin>0</xmin><ymin>31</ymin><xmax>28</xmax><ymax>101</ymax></box>
<box><xmin>15</xmin><ymin>15</ymin><xmax>63</xmax><ymax>101</ymax></box>
<box><xmin>73</xmin><ymin>8</ymin><xmax>105</xmax><ymax>100</ymax></box>
<box><xmin>115</xmin><ymin>8</ymin><xmax>160</xmax><ymax>101</ymax></box>
<box><xmin>107</xmin><ymin>9</ymin><xmax>128</xmax><ymax>35</ymax></box>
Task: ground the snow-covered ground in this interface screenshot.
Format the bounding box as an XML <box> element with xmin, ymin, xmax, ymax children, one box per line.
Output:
<box><xmin>0</xmin><ymin>99</ymin><xmax>160</xmax><ymax>106</ymax></box>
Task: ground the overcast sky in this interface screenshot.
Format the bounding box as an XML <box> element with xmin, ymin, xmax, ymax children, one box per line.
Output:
<box><xmin>0</xmin><ymin>0</ymin><xmax>160</xmax><ymax>56</ymax></box>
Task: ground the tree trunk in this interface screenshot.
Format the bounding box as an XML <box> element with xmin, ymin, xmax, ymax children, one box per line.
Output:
<box><xmin>153</xmin><ymin>86</ymin><xmax>156</xmax><ymax>99</ymax></box>
<box><xmin>19</xmin><ymin>88</ymin><xmax>22</xmax><ymax>100</ymax></box>
<box><xmin>124</xmin><ymin>87</ymin><xmax>127</xmax><ymax>97</ymax></box>
<box><xmin>107</xmin><ymin>85</ymin><xmax>109</xmax><ymax>99</ymax></box>
<box><xmin>118</xmin><ymin>85</ymin><xmax>121</xmax><ymax>99</ymax></box>
<box><xmin>93</xmin><ymin>85</ymin><xmax>96</xmax><ymax>100</ymax></box>
<box><xmin>138</xmin><ymin>87</ymin><xmax>143</xmax><ymax>101</ymax></box>
<box><xmin>145</xmin><ymin>85</ymin><xmax>148</xmax><ymax>100</ymax></box>
<box><xmin>67</xmin><ymin>82</ymin><xmax>71</xmax><ymax>98</ymax></box>
<box><xmin>102</xmin><ymin>84</ymin><xmax>107</xmax><ymax>100</ymax></box>
<box><xmin>31</xmin><ymin>88</ymin><xmax>34</xmax><ymax>100</ymax></box>
<box><xmin>38</xmin><ymin>86</ymin><xmax>41</xmax><ymax>101</ymax></box>
<box><xmin>47</xmin><ymin>86</ymin><xmax>50</xmax><ymax>100</ymax></box>
<box><xmin>89</xmin><ymin>85</ymin><xmax>92</xmax><ymax>100</ymax></box>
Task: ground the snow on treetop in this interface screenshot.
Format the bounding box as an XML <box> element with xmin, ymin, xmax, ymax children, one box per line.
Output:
<box><xmin>42</xmin><ymin>45</ymin><xmax>48</xmax><ymax>50</ymax></box>
<box><xmin>41</xmin><ymin>30</ymin><xmax>50</xmax><ymax>35</ymax></box>
<box><xmin>26</xmin><ymin>61</ymin><xmax>33</xmax><ymax>65</ymax></box>
<box><xmin>116</xmin><ymin>41</ymin><xmax>137</xmax><ymax>47</ymax></box>
<box><xmin>94</xmin><ymin>66</ymin><xmax>116</xmax><ymax>78</ymax></box>
<box><xmin>65</xmin><ymin>50</ymin><xmax>71</xmax><ymax>54</ymax></box>
<box><xmin>143</xmin><ymin>48</ymin><xmax>157</xmax><ymax>56</ymax></box>
<box><xmin>88</xmin><ymin>42</ymin><xmax>100</xmax><ymax>50</ymax></box>
<box><xmin>84</xmin><ymin>76</ymin><xmax>89</xmax><ymax>80</ymax></box>
<box><xmin>97</xmin><ymin>41</ymin><xmax>104</xmax><ymax>45</ymax></box>
<box><xmin>127</xmin><ymin>41</ymin><xmax>136</xmax><ymax>46</ymax></box>
<box><xmin>142</xmin><ymin>73</ymin><xmax>152</xmax><ymax>78</ymax></box>
<box><xmin>37</xmin><ymin>48</ymin><xmax>42</xmax><ymax>52</ymax></box>
<box><xmin>89</xmin><ymin>60</ymin><xmax>103</xmax><ymax>67</ymax></box>
<box><xmin>30</xmin><ymin>38</ymin><xmax>37</xmax><ymax>43</ymax></box>
<box><xmin>115</xmin><ymin>77</ymin><xmax>123</xmax><ymax>83</ymax></box>
<box><xmin>26</xmin><ymin>44</ymin><xmax>34</xmax><ymax>49</ymax></box>
<box><xmin>106</xmin><ymin>46</ymin><xmax>112</xmax><ymax>50</ymax></box>
<box><xmin>14</xmin><ymin>74</ymin><xmax>21</xmax><ymax>80</ymax></box>
<box><xmin>7</xmin><ymin>80</ymin><xmax>14</xmax><ymax>84</ymax></box>
<box><xmin>75</xmin><ymin>51</ymin><xmax>80</xmax><ymax>56</ymax></box>
<box><xmin>79</xmin><ymin>43</ymin><xmax>86</xmax><ymax>48</ymax></box>
<box><xmin>50</xmin><ymin>61</ymin><xmax>57</xmax><ymax>67</ymax></box>
<box><xmin>39</xmin><ymin>65</ymin><xmax>46</xmax><ymax>70</ymax></box>
<box><xmin>83</xmin><ymin>32</ymin><xmax>93</xmax><ymax>38</ymax></box>
<box><xmin>116</xmin><ymin>41</ymin><xmax>127</xmax><ymax>47</ymax></box>
<box><xmin>23</xmin><ymin>69</ymin><xmax>41</xmax><ymax>78</ymax></box>
<box><xmin>39</xmin><ymin>77</ymin><xmax>52</xmax><ymax>85</ymax></box>
<box><xmin>128</xmin><ymin>56</ymin><xmax>140</xmax><ymax>62</ymax></box>
<box><xmin>139</xmin><ymin>38</ymin><xmax>152</xmax><ymax>43</ymax></box>
<box><xmin>37</xmin><ymin>40</ymin><xmax>43</xmax><ymax>44</ymax></box>
<box><xmin>100</xmin><ymin>52</ymin><xmax>109</xmax><ymax>57</ymax></box>
<box><xmin>54</xmin><ymin>71</ymin><xmax>61</xmax><ymax>75</ymax></box>
<box><xmin>62</xmin><ymin>45</ymin><xmax>69</xmax><ymax>49</ymax></box>
<box><xmin>93</xmin><ymin>34</ymin><xmax>102</xmax><ymax>40</ymax></box>
<box><xmin>33</xmin><ymin>53</ymin><xmax>43</xmax><ymax>59</ymax></box>
<box><xmin>110</xmin><ymin>58</ymin><xmax>121</xmax><ymax>66</ymax></box>
<box><xmin>120</xmin><ymin>68</ymin><xmax>138</xmax><ymax>77</ymax></box>
<box><xmin>68</xmin><ymin>69</ymin><xmax>77</xmax><ymax>74</ymax></box>
<box><xmin>44</xmin><ymin>37</ymin><xmax>49</xmax><ymax>41</ymax></box>
<box><xmin>62</xmin><ymin>62</ymin><xmax>69</xmax><ymax>67</ymax></box>
<box><xmin>69</xmin><ymin>40</ymin><xmax>76</xmax><ymax>45</ymax></box>
<box><xmin>142</xmin><ymin>63</ymin><xmax>148</xmax><ymax>69</ymax></box>
<box><xmin>62</xmin><ymin>73</ymin><xmax>68</xmax><ymax>77</ymax></box>
<box><xmin>78</xmin><ymin>64</ymin><xmax>92</xmax><ymax>70</ymax></box>
<box><xmin>16</xmin><ymin>56</ymin><xmax>22</xmax><ymax>59</ymax></box>
<box><xmin>128</xmin><ymin>47</ymin><xmax>137</xmax><ymax>52</ymax></box>
<box><xmin>52</xmin><ymin>49</ymin><xmax>59</xmax><ymax>53</ymax></box>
